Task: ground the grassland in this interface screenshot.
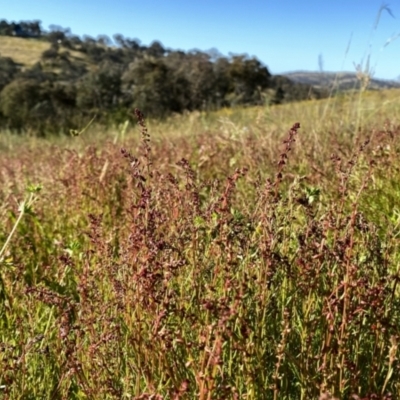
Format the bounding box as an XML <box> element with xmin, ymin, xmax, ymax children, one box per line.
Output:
<box><xmin>0</xmin><ymin>36</ymin><xmax>51</xmax><ymax>67</ymax></box>
<box><xmin>1</xmin><ymin>89</ymin><xmax>400</xmax><ymax>399</ymax></box>
<box><xmin>0</xmin><ymin>35</ymin><xmax>89</xmax><ymax>74</ymax></box>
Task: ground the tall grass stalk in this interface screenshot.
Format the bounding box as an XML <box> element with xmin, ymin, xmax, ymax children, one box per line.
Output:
<box><xmin>1</xmin><ymin>101</ymin><xmax>400</xmax><ymax>398</ymax></box>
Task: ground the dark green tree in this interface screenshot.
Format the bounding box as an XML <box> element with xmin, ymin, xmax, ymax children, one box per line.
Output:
<box><xmin>0</xmin><ymin>56</ymin><xmax>19</xmax><ymax>91</ymax></box>
<box><xmin>76</xmin><ymin>61</ymin><xmax>123</xmax><ymax>111</ymax></box>
<box><xmin>122</xmin><ymin>58</ymin><xmax>190</xmax><ymax>117</ymax></box>
<box><xmin>166</xmin><ymin>51</ymin><xmax>217</xmax><ymax>110</ymax></box>
<box><xmin>0</xmin><ymin>78</ymin><xmax>44</xmax><ymax>130</ymax></box>
<box><xmin>225</xmin><ymin>55</ymin><xmax>271</xmax><ymax>105</ymax></box>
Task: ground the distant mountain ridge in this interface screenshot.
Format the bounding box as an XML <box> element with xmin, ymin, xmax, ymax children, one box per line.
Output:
<box><xmin>282</xmin><ymin>71</ymin><xmax>400</xmax><ymax>91</ymax></box>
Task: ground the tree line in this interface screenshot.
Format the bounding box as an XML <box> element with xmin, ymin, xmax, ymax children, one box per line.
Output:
<box><xmin>0</xmin><ymin>19</ymin><xmax>328</xmax><ymax>134</ymax></box>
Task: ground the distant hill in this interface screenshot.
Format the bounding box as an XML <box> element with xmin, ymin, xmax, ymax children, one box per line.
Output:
<box><xmin>282</xmin><ymin>71</ymin><xmax>400</xmax><ymax>91</ymax></box>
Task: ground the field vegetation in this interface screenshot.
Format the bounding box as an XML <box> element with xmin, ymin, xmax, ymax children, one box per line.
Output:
<box><xmin>1</xmin><ymin>85</ymin><xmax>400</xmax><ymax>399</ymax></box>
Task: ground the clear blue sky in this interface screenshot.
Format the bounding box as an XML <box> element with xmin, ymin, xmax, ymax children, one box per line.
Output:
<box><xmin>2</xmin><ymin>0</ymin><xmax>400</xmax><ymax>80</ymax></box>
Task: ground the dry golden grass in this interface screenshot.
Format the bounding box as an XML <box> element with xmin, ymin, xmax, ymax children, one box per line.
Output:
<box><xmin>0</xmin><ymin>36</ymin><xmax>89</xmax><ymax>70</ymax></box>
<box><xmin>0</xmin><ymin>36</ymin><xmax>51</xmax><ymax>67</ymax></box>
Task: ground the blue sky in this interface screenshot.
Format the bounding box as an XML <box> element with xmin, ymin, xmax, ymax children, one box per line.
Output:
<box><xmin>2</xmin><ymin>0</ymin><xmax>400</xmax><ymax>80</ymax></box>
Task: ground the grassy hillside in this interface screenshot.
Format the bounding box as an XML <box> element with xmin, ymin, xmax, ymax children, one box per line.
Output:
<box><xmin>1</xmin><ymin>88</ymin><xmax>400</xmax><ymax>399</ymax></box>
<box><xmin>0</xmin><ymin>35</ymin><xmax>90</xmax><ymax>76</ymax></box>
<box><xmin>0</xmin><ymin>36</ymin><xmax>51</xmax><ymax>67</ymax></box>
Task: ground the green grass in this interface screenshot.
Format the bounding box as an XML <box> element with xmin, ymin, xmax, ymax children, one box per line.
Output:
<box><xmin>1</xmin><ymin>90</ymin><xmax>400</xmax><ymax>399</ymax></box>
